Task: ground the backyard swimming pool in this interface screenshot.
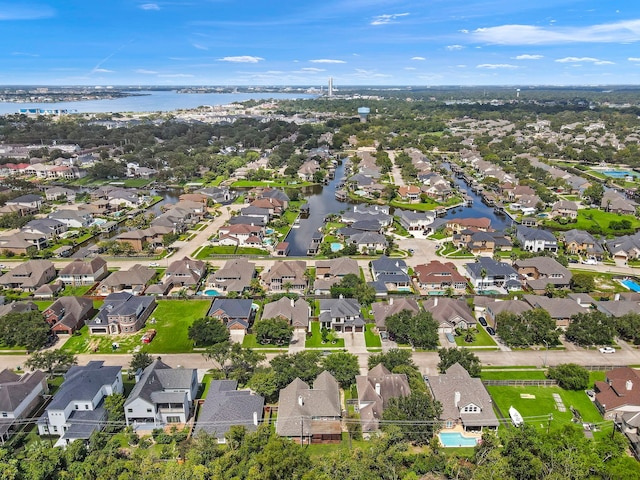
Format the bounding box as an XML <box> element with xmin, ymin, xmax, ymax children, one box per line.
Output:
<box><xmin>202</xmin><ymin>289</ymin><xmax>221</xmax><ymax>296</ymax></box>
<box><xmin>620</xmin><ymin>279</ymin><xmax>640</xmax><ymax>293</ymax></box>
<box><xmin>439</xmin><ymin>432</ymin><xmax>479</xmax><ymax>447</ymax></box>
<box><xmin>330</xmin><ymin>242</ymin><xmax>343</xmax><ymax>252</ymax></box>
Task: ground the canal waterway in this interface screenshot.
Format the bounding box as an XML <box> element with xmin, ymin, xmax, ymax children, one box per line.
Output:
<box><xmin>284</xmin><ymin>162</ymin><xmax>355</xmax><ymax>256</ymax></box>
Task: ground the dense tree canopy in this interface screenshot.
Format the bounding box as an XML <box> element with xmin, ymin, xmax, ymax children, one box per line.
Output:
<box><xmin>495</xmin><ymin>308</ymin><xmax>560</xmax><ymax>348</ymax></box>
<box><xmin>0</xmin><ymin>311</ymin><xmax>51</xmax><ymax>351</ymax></box>
<box><xmin>187</xmin><ymin>317</ymin><xmax>230</xmax><ymax>347</ymax></box>
<box><xmin>566</xmin><ymin>311</ymin><xmax>616</xmax><ymax>347</ymax></box>
<box><xmin>385</xmin><ymin>309</ymin><xmax>439</xmax><ymax>349</ymax></box>
<box><xmin>437</xmin><ymin>348</ymin><xmax>482</xmax><ymax>377</ymax></box>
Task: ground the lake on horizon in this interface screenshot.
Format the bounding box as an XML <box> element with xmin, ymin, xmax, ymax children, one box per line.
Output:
<box><xmin>0</xmin><ymin>90</ymin><xmax>317</xmax><ymax>114</ymax></box>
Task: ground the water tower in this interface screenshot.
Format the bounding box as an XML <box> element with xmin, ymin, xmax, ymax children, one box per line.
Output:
<box><xmin>357</xmin><ymin>107</ymin><xmax>370</xmax><ymax>123</ymax></box>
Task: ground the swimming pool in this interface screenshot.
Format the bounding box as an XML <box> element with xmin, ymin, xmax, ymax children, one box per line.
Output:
<box><xmin>439</xmin><ymin>432</ymin><xmax>479</xmax><ymax>447</ymax></box>
<box><xmin>602</xmin><ymin>170</ymin><xmax>635</xmax><ymax>178</ymax></box>
<box><xmin>202</xmin><ymin>289</ymin><xmax>221</xmax><ymax>296</ymax></box>
<box><xmin>330</xmin><ymin>242</ymin><xmax>343</xmax><ymax>252</ymax></box>
<box><xmin>621</xmin><ymin>279</ymin><xmax>640</xmax><ymax>292</ymax></box>
<box><xmin>265</xmin><ymin>228</ymin><xmax>274</xmax><ymax>235</ymax></box>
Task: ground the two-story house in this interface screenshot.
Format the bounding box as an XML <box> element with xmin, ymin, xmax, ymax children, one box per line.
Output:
<box><xmin>319</xmin><ymin>297</ymin><xmax>364</xmax><ymax>332</ymax></box>
<box><xmin>58</xmin><ymin>257</ymin><xmax>108</xmax><ymax>286</ymax></box>
<box><xmin>86</xmin><ymin>292</ymin><xmax>156</xmax><ymax>334</ymax></box>
<box><xmin>262</xmin><ymin>260</ymin><xmax>307</xmax><ymax>293</ymax></box>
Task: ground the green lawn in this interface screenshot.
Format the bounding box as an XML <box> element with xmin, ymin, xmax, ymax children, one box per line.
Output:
<box><xmin>194</xmin><ymin>245</ymin><xmax>269</xmax><ymax>259</ymax></box>
<box><xmin>543</xmin><ymin>208</ymin><xmax>640</xmax><ymax>235</ymax></box>
<box><xmin>242</xmin><ymin>333</ymin><xmax>289</xmax><ymax>350</ymax></box>
<box><xmin>60</xmin><ymin>300</ymin><xmax>212</xmax><ymax>354</ymax></box>
<box><xmin>305</xmin><ymin>321</ymin><xmax>345</xmax><ymax>348</ymax></box>
<box><xmin>122</xmin><ymin>178</ymin><xmax>153</xmax><ymax>188</ymax></box>
<box><xmin>364</xmin><ymin>324</ymin><xmax>382</xmax><ymax>348</ymax></box>
<box><xmin>454</xmin><ymin>327</ymin><xmax>498</xmax><ymax>348</ymax></box>
<box><xmin>480</xmin><ymin>370</ymin><xmax>548</xmax><ymax>381</ymax></box>
<box><xmin>390</xmin><ymin>199</ymin><xmax>438</xmax><ymax>211</ymax></box>
<box><xmin>33</xmin><ymin>300</ymin><xmax>53</xmax><ymax>311</ymax></box>
<box><xmin>61</xmin><ymin>285</ymin><xmax>93</xmax><ymax>296</ymax></box>
<box><xmin>487</xmin><ymin>385</ymin><xmax>605</xmax><ymax>432</ymax></box>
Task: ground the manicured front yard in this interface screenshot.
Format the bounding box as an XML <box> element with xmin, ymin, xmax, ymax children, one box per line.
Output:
<box><xmin>454</xmin><ymin>326</ymin><xmax>498</xmax><ymax>348</ymax></box>
<box><xmin>242</xmin><ymin>333</ymin><xmax>289</xmax><ymax>350</ymax></box>
<box><xmin>305</xmin><ymin>321</ymin><xmax>345</xmax><ymax>348</ymax></box>
<box><xmin>60</xmin><ymin>299</ymin><xmax>212</xmax><ymax>354</ymax></box>
<box><xmin>364</xmin><ymin>324</ymin><xmax>382</xmax><ymax>348</ymax></box>
<box><xmin>194</xmin><ymin>245</ymin><xmax>270</xmax><ymax>259</ymax></box>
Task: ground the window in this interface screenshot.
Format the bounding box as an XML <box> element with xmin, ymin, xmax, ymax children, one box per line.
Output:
<box><xmin>127</xmin><ymin>408</ymin><xmax>133</xmax><ymax>413</ymax></box>
<box><xmin>147</xmin><ymin>408</ymin><xmax>152</xmax><ymax>413</ymax></box>
<box><xmin>446</xmin><ymin>421</ymin><xmax>453</xmax><ymax>428</ymax></box>
<box><xmin>85</xmin><ymin>405</ymin><xmax>89</xmax><ymax>410</ymax></box>
<box><xmin>167</xmin><ymin>416</ymin><xmax>181</xmax><ymax>423</ymax></box>
<box><xmin>1</xmin><ymin>412</ymin><xmax>7</xmax><ymax>417</ymax></box>
<box><xmin>75</xmin><ymin>405</ymin><xmax>79</xmax><ymax>410</ymax></box>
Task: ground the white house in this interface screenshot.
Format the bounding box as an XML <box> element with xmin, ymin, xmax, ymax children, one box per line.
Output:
<box><xmin>0</xmin><ymin>369</ymin><xmax>48</xmax><ymax>444</ymax></box>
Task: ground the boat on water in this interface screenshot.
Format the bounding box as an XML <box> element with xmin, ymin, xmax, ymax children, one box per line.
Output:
<box><xmin>509</xmin><ymin>406</ymin><xmax>524</xmax><ymax>427</ymax></box>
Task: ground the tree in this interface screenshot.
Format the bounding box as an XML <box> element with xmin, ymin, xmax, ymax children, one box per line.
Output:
<box><xmin>253</xmin><ymin>317</ymin><xmax>293</xmax><ymax>345</ymax></box>
<box><xmin>129</xmin><ymin>351</ymin><xmax>153</xmax><ymax>372</ymax></box>
<box><xmin>437</xmin><ymin>348</ymin><xmax>482</xmax><ymax>377</ymax></box>
<box><xmin>547</xmin><ymin>363</ymin><xmax>589</xmax><ymax>390</ymax></box>
<box><xmin>368</xmin><ymin>348</ymin><xmax>415</xmax><ymax>371</ymax></box>
<box><xmin>104</xmin><ymin>393</ymin><xmax>126</xmax><ymax>433</ymax></box>
<box><xmin>382</xmin><ymin>390</ymin><xmax>442</xmax><ymax>445</ymax></box>
<box><xmin>270</xmin><ymin>351</ymin><xmax>322</xmax><ymax>390</ymax></box>
<box><xmin>583</xmin><ymin>182</ymin><xmax>604</xmax><ymax>205</ymax></box>
<box><xmin>385</xmin><ymin>309</ymin><xmax>439</xmax><ymax>349</ymax></box>
<box><xmin>0</xmin><ymin>310</ymin><xmax>51</xmax><ymax>352</ymax></box>
<box><xmin>226</xmin><ymin>343</ymin><xmax>265</xmax><ymax>384</ymax></box>
<box><xmin>202</xmin><ymin>341</ymin><xmax>232</xmax><ymax>371</ymax></box>
<box><xmin>571</xmin><ymin>272</ymin><xmax>595</xmax><ymax>293</ymax></box>
<box><xmin>616</xmin><ymin>312</ymin><xmax>640</xmax><ymax>344</ymax></box>
<box><xmin>495</xmin><ymin>308</ymin><xmax>560</xmax><ymax>348</ymax></box>
<box><xmin>330</xmin><ymin>273</ymin><xmax>375</xmax><ymax>305</ymax></box>
<box><xmin>187</xmin><ymin>317</ymin><xmax>230</xmax><ymax>347</ymax></box>
<box><xmin>25</xmin><ymin>350</ymin><xmax>77</xmax><ymax>375</ymax></box>
<box><xmin>247</xmin><ymin>368</ymin><xmax>279</xmax><ymax>402</ymax></box>
<box><xmin>321</xmin><ymin>352</ymin><xmax>360</xmax><ymax>388</ymax></box>
<box><xmin>566</xmin><ymin>311</ymin><xmax>616</xmax><ymax>346</ymax></box>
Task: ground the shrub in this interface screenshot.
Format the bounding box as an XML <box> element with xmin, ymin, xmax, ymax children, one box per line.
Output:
<box><xmin>547</xmin><ymin>363</ymin><xmax>589</xmax><ymax>390</ymax></box>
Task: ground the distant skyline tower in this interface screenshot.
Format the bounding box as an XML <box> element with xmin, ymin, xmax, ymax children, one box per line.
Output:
<box><xmin>357</xmin><ymin>107</ymin><xmax>370</xmax><ymax>123</ymax></box>
<box><xmin>328</xmin><ymin>77</ymin><xmax>334</xmax><ymax>97</ymax></box>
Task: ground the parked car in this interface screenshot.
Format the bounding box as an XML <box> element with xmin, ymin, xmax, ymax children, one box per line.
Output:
<box><xmin>141</xmin><ymin>329</ymin><xmax>157</xmax><ymax>344</ymax></box>
<box><xmin>149</xmin><ymin>262</ymin><xmax>159</xmax><ymax>267</ymax></box>
<box><xmin>599</xmin><ymin>346</ymin><xmax>615</xmax><ymax>354</ymax></box>
<box><xmin>582</xmin><ymin>258</ymin><xmax>597</xmax><ymax>265</ymax></box>
<box><xmin>586</xmin><ymin>389</ymin><xmax>596</xmax><ymax>400</ymax></box>
<box><xmin>478</xmin><ymin>317</ymin><xmax>488</xmax><ymax>327</ymax></box>
<box><xmin>486</xmin><ymin>327</ymin><xmax>496</xmax><ymax>336</ymax></box>
<box><xmin>380</xmin><ymin>331</ymin><xmax>389</xmax><ymax>341</ymax></box>
<box><xmin>445</xmin><ymin>333</ymin><xmax>455</xmax><ymax>343</ymax></box>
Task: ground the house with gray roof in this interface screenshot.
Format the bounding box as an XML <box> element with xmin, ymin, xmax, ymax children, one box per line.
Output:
<box><xmin>516</xmin><ymin>225</ymin><xmax>558</xmax><ymax>253</ymax></box>
<box><xmin>514</xmin><ymin>257</ymin><xmax>572</xmax><ymax>294</ymax></box>
<box><xmin>262</xmin><ymin>260</ymin><xmax>307</xmax><ymax>293</ymax></box>
<box><xmin>163</xmin><ymin>257</ymin><xmax>206</xmax><ymax>288</ymax></box>
<box><xmin>0</xmin><ymin>259</ymin><xmax>56</xmax><ymax>291</ymax></box>
<box><xmin>372</xmin><ymin>297</ymin><xmax>420</xmax><ymax>331</ymax></box>
<box><xmin>464</xmin><ymin>257</ymin><xmax>521</xmax><ymax>290</ymax></box>
<box><xmin>195</xmin><ymin>380</ymin><xmax>264</xmax><ymax>442</ymax></box>
<box><xmin>197</xmin><ymin>186</ymin><xmax>234</xmax><ymax>204</ymax></box>
<box><xmin>276</xmin><ymin>371</ymin><xmax>342</xmax><ymax>444</ymax></box>
<box><xmin>313</xmin><ymin>257</ymin><xmax>359</xmax><ymax>294</ymax></box>
<box><xmin>356</xmin><ymin>363</ymin><xmax>411</xmax><ymax>434</ymax></box>
<box><xmin>48</xmin><ymin>209</ymin><xmax>92</xmax><ymax>229</ymax></box>
<box><xmin>45</xmin><ymin>186</ymin><xmax>76</xmax><ymax>202</ymax></box>
<box><xmin>601</xmin><ymin>190</ymin><xmax>637</xmax><ymax>215</ymax></box>
<box><xmin>208</xmin><ymin>298</ymin><xmax>255</xmax><ymax>332</ymax></box>
<box><xmin>606</xmin><ymin>232</ymin><xmax>640</xmax><ymax>263</ymax></box>
<box><xmin>319</xmin><ymin>297</ymin><xmax>364</xmax><ymax>332</ymax></box>
<box><xmin>6</xmin><ymin>194</ymin><xmax>42</xmax><ymax>211</ymax></box>
<box><xmin>348</xmin><ymin>232</ymin><xmax>388</xmax><ymax>254</ymax></box>
<box><xmin>125</xmin><ymin>359</ymin><xmax>198</xmax><ymax>428</ymax></box>
<box><xmin>561</xmin><ymin>229</ymin><xmax>604</xmax><ymax>258</ymax></box>
<box><xmin>37</xmin><ymin>361</ymin><xmax>123</xmax><ymax>445</ymax></box>
<box><xmin>262</xmin><ymin>297</ymin><xmax>310</xmax><ymax>331</ymax></box>
<box><xmin>96</xmin><ymin>264</ymin><xmax>156</xmax><ymax>296</ymax></box>
<box><xmin>87</xmin><ymin>292</ymin><xmax>156</xmax><ymax>334</ymax></box>
<box><xmin>424</xmin><ymin>297</ymin><xmax>476</xmax><ymax>333</ymax></box>
<box><xmin>206</xmin><ymin>258</ymin><xmax>256</xmax><ymax>296</ymax></box>
<box><xmin>22</xmin><ymin>218</ymin><xmax>67</xmax><ymax>239</ymax></box>
<box><xmin>0</xmin><ymin>301</ymin><xmax>38</xmax><ymax>318</ymax></box>
<box><xmin>58</xmin><ymin>257</ymin><xmax>108</xmax><ymax>286</ymax></box>
<box><xmin>0</xmin><ymin>369</ymin><xmax>47</xmax><ymax>444</ymax></box>
<box><xmin>396</xmin><ymin>209</ymin><xmax>435</xmax><ymax>232</ymax></box>
<box><xmin>481</xmin><ymin>298</ymin><xmax>532</xmax><ymax>328</ymax></box>
<box><xmin>522</xmin><ymin>295</ymin><xmax>591</xmax><ymax>328</ymax></box>
<box><xmin>427</xmin><ymin>363</ymin><xmax>499</xmax><ymax>434</ymax></box>
<box><xmin>370</xmin><ymin>255</ymin><xmax>411</xmax><ymax>291</ymax></box>
<box><xmin>595</xmin><ymin>293</ymin><xmax>640</xmax><ymax>318</ymax></box>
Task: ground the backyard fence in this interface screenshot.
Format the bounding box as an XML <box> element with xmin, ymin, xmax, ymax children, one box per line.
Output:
<box><xmin>482</xmin><ymin>380</ymin><xmax>558</xmax><ymax>387</ymax></box>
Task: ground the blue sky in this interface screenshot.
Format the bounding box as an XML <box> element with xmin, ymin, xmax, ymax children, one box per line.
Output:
<box><xmin>2</xmin><ymin>0</ymin><xmax>640</xmax><ymax>86</ymax></box>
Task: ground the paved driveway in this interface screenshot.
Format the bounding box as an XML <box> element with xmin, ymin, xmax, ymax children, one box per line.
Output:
<box><xmin>288</xmin><ymin>329</ymin><xmax>307</xmax><ymax>353</ymax></box>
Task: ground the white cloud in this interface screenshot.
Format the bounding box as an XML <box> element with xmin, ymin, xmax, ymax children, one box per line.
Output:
<box><xmin>514</xmin><ymin>54</ymin><xmax>543</xmax><ymax>60</ymax></box>
<box><xmin>555</xmin><ymin>57</ymin><xmax>615</xmax><ymax>65</ymax></box>
<box><xmin>471</xmin><ymin>19</ymin><xmax>640</xmax><ymax>45</ymax></box>
<box><xmin>300</xmin><ymin>67</ymin><xmax>325</xmax><ymax>72</ymax></box>
<box><xmin>92</xmin><ymin>68</ymin><xmax>113</xmax><ymax>73</ymax></box>
<box><xmin>134</xmin><ymin>69</ymin><xmax>158</xmax><ymax>74</ymax></box>
<box><xmin>371</xmin><ymin>13</ymin><xmax>409</xmax><ymax>26</ymax></box>
<box><xmin>192</xmin><ymin>43</ymin><xmax>208</xmax><ymax>51</ymax></box>
<box><xmin>476</xmin><ymin>64</ymin><xmax>518</xmax><ymax>69</ymax></box>
<box><xmin>411</xmin><ymin>56</ymin><xmax>426</xmax><ymax>61</ymax></box>
<box><xmin>158</xmin><ymin>73</ymin><xmax>194</xmax><ymax>78</ymax></box>
<box><xmin>446</xmin><ymin>45</ymin><xmax>464</xmax><ymax>51</ymax></box>
<box><xmin>405</xmin><ymin>67</ymin><xmax>417</xmax><ymax>70</ymax></box>
<box><xmin>629</xmin><ymin>57</ymin><xmax>640</xmax><ymax>62</ymax></box>
<box><xmin>219</xmin><ymin>56</ymin><xmax>264</xmax><ymax>63</ymax></box>
<box><xmin>351</xmin><ymin>68</ymin><xmax>392</xmax><ymax>78</ymax></box>
<box><xmin>309</xmin><ymin>59</ymin><xmax>346</xmax><ymax>64</ymax></box>
<box><xmin>140</xmin><ymin>3</ymin><xmax>160</xmax><ymax>10</ymax></box>
<box><xmin>11</xmin><ymin>51</ymin><xmax>39</xmax><ymax>57</ymax></box>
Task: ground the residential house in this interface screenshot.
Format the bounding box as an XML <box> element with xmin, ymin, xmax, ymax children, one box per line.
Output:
<box><xmin>514</xmin><ymin>257</ymin><xmax>572</xmax><ymax>293</ymax></box>
<box><xmin>398</xmin><ymin>185</ymin><xmax>421</xmax><ymax>203</ymax></box>
<box><xmin>124</xmin><ymin>359</ymin><xmax>198</xmax><ymax>427</ymax></box>
<box><xmin>43</xmin><ymin>296</ymin><xmax>94</xmax><ymax>335</ymax></box>
<box><xmin>262</xmin><ymin>297</ymin><xmax>310</xmax><ymax>331</ymax></box>
<box><xmin>86</xmin><ymin>292</ymin><xmax>156</xmax><ymax>334</ymax></box>
<box><xmin>208</xmin><ymin>298</ymin><xmax>255</xmax><ymax>332</ymax></box>
<box><xmin>107</xmin><ymin>189</ymin><xmax>141</xmax><ymax>209</ymax></box>
<box><xmin>313</xmin><ymin>257</ymin><xmax>359</xmax><ymax>294</ymax></box>
<box><xmin>0</xmin><ymin>260</ymin><xmax>56</xmax><ymax>291</ymax></box>
<box><xmin>480</xmin><ymin>298</ymin><xmax>532</xmax><ymax>328</ymax></box>
<box><xmin>342</xmin><ymin>205</ymin><xmax>391</xmax><ymax>227</ymax></box>
<box><xmin>561</xmin><ymin>229</ymin><xmax>604</xmax><ymax>259</ymax></box>
<box><xmin>454</xmin><ymin>230</ymin><xmax>512</xmax><ymax>256</ymax></box>
<box><xmin>595</xmin><ymin>293</ymin><xmax>640</xmax><ymax>318</ymax></box>
<box><xmin>206</xmin><ymin>258</ymin><xmax>256</xmax><ymax>296</ymax></box>
<box><xmin>58</xmin><ymin>257</ymin><xmax>108</xmax><ymax>286</ymax></box>
<box><xmin>0</xmin><ymin>369</ymin><xmax>47</xmax><ymax>444</ymax></box>
<box><xmin>464</xmin><ymin>257</ymin><xmax>521</xmax><ymax>290</ymax></box>
<box><xmin>370</xmin><ymin>255</ymin><xmax>411</xmax><ymax>291</ymax></box>
<box><xmin>516</xmin><ymin>225</ymin><xmax>558</xmax><ymax>253</ymax></box>
<box><xmin>595</xmin><ymin>367</ymin><xmax>640</xmax><ymax>419</ymax></box>
<box><xmin>33</xmin><ymin>280</ymin><xmax>64</xmax><ymax>299</ymax></box>
<box><xmin>48</xmin><ymin>210</ymin><xmax>93</xmax><ymax>229</ymax></box>
<box><xmin>45</xmin><ymin>187</ymin><xmax>76</xmax><ymax>202</ymax></box>
<box><xmin>319</xmin><ymin>297</ymin><xmax>364</xmax><ymax>332</ymax></box>
<box><xmin>446</xmin><ymin>217</ymin><xmax>491</xmax><ymax>235</ymax></box>
<box><xmin>274</xmin><ymin>242</ymin><xmax>290</xmax><ymax>256</ymax></box>
<box><xmin>396</xmin><ymin>210</ymin><xmax>435</xmax><ymax>232</ymax></box>
<box><xmin>218</xmin><ymin>224</ymin><xmax>264</xmax><ymax>247</ymax></box>
<box><xmin>116</xmin><ymin>225</ymin><xmax>173</xmax><ymax>252</ymax></box>
<box><xmin>601</xmin><ymin>190</ymin><xmax>637</xmax><ymax>215</ymax></box>
<box><xmin>6</xmin><ymin>194</ymin><xmax>42</xmax><ymax>212</ymax></box>
<box><xmin>428</xmin><ymin>363</ymin><xmax>499</xmax><ymax>434</ymax></box>
<box><xmin>356</xmin><ymin>364</ymin><xmax>411</xmax><ymax>433</ymax></box>
<box><xmin>522</xmin><ymin>295</ymin><xmax>591</xmax><ymax>328</ymax></box>
<box><xmin>372</xmin><ymin>297</ymin><xmax>420</xmax><ymax>331</ymax></box>
<box><xmin>276</xmin><ymin>371</ymin><xmax>342</xmax><ymax>444</ymax></box>
<box><xmin>551</xmin><ymin>200</ymin><xmax>579</xmax><ymax>219</ymax></box>
<box><xmin>424</xmin><ymin>297</ymin><xmax>476</xmax><ymax>333</ymax></box>
<box><xmin>37</xmin><ymin>361</ymin><xmax>123</xmax><ymax>445</ymax></box>
<box><xmin>96</xmin><ymin>264</ymin><xmax>156</xmax><ymax>296</ymax></box>
<box><xmin>606</xmin><ymin>233</ymin><xmax>640</xmax><ymax>263</ymax></box>
<box><xmin>297</xmin><ymin>159</ymin><xmax>321</xmax><ymax>181</ymax></box>
<box><xmin>413</xmin><ymin>261</ymin><xmax>467</xmax><ymax>295</ymax></box>
<box><xmin>0</xmin><ymin>232</ymin><xmax>46</xmax><ymax>255</ymax></box>
<box><xmin>348</xmin><ymin>232</ymin><xmax>388</xmax><ymax>254</ymax></box>
<box><xmin>195</xmin><ymin>379</ymin><xmax>264</xmax><ymax>442</ymax></box>
<box><xmin>164</xmin><ymin>257</ymin><xmax>206</xmax><ymax>288</ymax></box>
<box><xmin>262</xmin><ymin>260</ymin><xmax>307</xmax><ymax>293</ymax></box>
<box><xmin>197</xmin><ymin>186</ymin><xmax>234</xmax><ymax>204</ymax></box>
<box><xmin>0</xmin><ymin>301</ymin><xmax>38</xmax><ymax>318</ymax></box>
<box><xmin>22</xmin><ymin>218</ymin><xmax>67</xmax><ymax>239</ymax></box>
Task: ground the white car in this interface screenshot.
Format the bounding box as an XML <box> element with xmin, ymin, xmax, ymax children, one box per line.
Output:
<box><xmin>149</xmin><ymin>262</ymin><xmax>159</xmax><ymax>267</ymax></box>
<box><xmin>599</xmin><ymin>347</ymin><xmax>615</xmax><ymax>354</ymax></box>
<box><xmin>582</xmin><ymin>258</ymin><xmax>597</xmax><ymax>265</ymax></box>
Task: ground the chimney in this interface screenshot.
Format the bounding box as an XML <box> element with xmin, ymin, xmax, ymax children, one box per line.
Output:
<box><xmin>454</xmin><ymin>391</ymin><xmax>461</xmax><ymax>408</ymax></box>
<box><xmin>615</xmin><ymin>293</ymin><xmax>620</xmax><ymax>301</ymax></box>
<box><xmin>253</xmin><ymin>411</ymin><xmax>258</xmax><ymax>426</ymax></box>
<box><xmin>627</xmin><ymin>380</ymin><xmax>633</xmax><ymax>391</ymax></box>
<box><xmin>389</xmin><ymin>297</ymin><xmax>394</xmax><ymax>305</ymax></box>
<box><xmin>298</xmin><ymin>395</ymin><xmax>304</xmax><ymax>406</ymax></box>
<box><xmin>134</xmin><ymin>368</ymin><xmax>143</xmax><ymax>383</ymax></box>
<box><xmin>576</xmin><ymin>297</ymin><xmax>581</xmax><ymax>305</ymax></box>
<box><xmin>434</xmin><ymin>297</ymin><xmax>438</xmax><ymax>307</ymax></box>
<box><xmin>290</xmin><ymin>298</ymin><xmax>295</xmax><ymax>307</ymax></box>
<box><xmin>375</xmin><ymin>383</ymin><xmax>381</xmax><ymax>396</ymax></box>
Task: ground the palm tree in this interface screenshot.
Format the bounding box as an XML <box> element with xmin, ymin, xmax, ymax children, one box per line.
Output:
<box><xmin>283</xmin><ymin>281</ymin><xmax>294</xmax><ymax>294</ymax></box>
<box><xmin>479</xmin><ymin>268</ymin><xmax>487</xmax><ymax>290</ymax></box>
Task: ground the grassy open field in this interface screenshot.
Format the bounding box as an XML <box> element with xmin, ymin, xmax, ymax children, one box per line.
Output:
<box><xmin>543</xmin><ymin>208</ymin><xmax>640</xmax><ymax>235</ymax></box>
